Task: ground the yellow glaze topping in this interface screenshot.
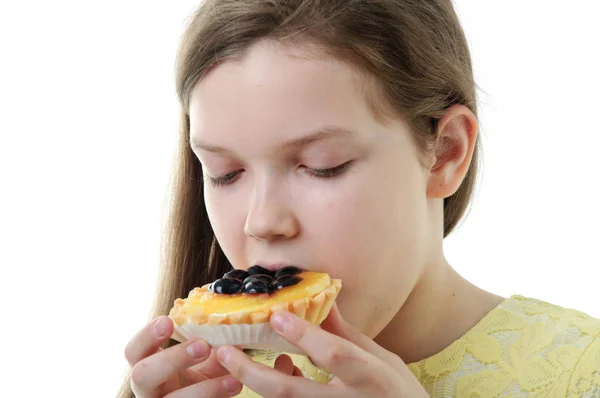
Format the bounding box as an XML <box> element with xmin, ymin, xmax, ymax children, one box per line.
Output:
<box><xmin>184</xmin><ymin>272</ymin><xmax>330</xmax><ymax>316</ymax></box>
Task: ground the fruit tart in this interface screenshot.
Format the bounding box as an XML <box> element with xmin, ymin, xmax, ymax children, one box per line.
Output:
<box><xmin>168</xmin><ymin>266</ymin><xmax>341</xmax><ymax>353</ymax></box>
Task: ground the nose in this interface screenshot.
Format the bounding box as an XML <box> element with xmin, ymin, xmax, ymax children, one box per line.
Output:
<box><xmin>244</xmin><ymin>176</ymin><xmax>299</xmax><ymax>242</ymax></box>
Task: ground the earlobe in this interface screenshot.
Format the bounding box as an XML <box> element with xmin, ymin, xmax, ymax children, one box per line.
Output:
<box><xmin>426</xmin><ymin>105</ymin><xmax>478</xmax><ymax>199</ymax></box>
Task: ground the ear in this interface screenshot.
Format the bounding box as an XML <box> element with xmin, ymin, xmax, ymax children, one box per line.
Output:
<box><xmin>426</xmin><ymin>104</ymin><xmax>478</xmax><ymax>199</ymax></box>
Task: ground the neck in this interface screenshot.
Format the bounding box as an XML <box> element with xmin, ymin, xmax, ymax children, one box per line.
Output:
<box><xmin>373</xmin><ymin>259</ymin><xmax>505</xmax><ymax>364</ymax></box>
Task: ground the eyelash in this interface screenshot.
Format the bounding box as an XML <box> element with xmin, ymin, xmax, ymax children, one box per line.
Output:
<box><xmin>304</xmin><ymin>161</ymin><xmax>353</xmax><ymax>180</ymax></box>
<box><xmin>207</xmin><ymin>171</ymin><xmax>241</xmax><ymax>187</ymax></box>
<box><xmin>207</xmin><ymin>161</ymin><xmax>353</xmax><ymax>188</ymax></box>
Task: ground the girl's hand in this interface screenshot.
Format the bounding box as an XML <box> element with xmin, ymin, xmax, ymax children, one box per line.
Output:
<box><xmin>215</xmin><ymin>305</ymin><xmax>429</xmax><ymax>397</ymax></box>
<box><xmin>124</xmin><ymin>316</ymin><xmax>242</xmax><ymax>397</ymax></box>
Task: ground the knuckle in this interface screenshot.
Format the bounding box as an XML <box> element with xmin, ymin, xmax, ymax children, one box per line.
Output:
<box><xmin>370</xmin><ymin>375</ymin><xmax>393</xmax><ymax>396</ymax></box>
<box><xmin>130</xmin><ymin>360</ymin><xmax>150</xmax><ymax>390</ymax></box>
<box><xmin>229</xmin><ymin>360</ymin><xmax>244</xmax><ymax>379</ymax></box>
<box><xmin>325</xmin><ymin>343</ymin><xmax>347</xmax><ymax>367</ymax></box>
<box><xmin>288</xmin><ymin>322</ymin><xmax>308</xmax><ymax>343</ymax></box>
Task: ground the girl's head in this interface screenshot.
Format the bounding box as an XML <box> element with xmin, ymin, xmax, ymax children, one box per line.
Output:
<box><xmin>161</xmin><ymin>0</ymin><xmax>479</xmax><ymax>338</ymax></box>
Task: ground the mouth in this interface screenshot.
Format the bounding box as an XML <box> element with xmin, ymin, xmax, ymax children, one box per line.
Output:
<box><xmin>252</xmin><ymin>262</ymin><xmax>302</xmax><ymax>272</ymax></box>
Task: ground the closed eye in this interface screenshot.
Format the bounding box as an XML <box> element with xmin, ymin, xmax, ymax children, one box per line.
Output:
<box><xmin>304</xmin><ymin>161</ymin><xmax>353</xmax><ymax>179</ymax></box>
<box><xmin>206</xmin><ymin>170</ymin><xmax>242</xmax><ymax>187</ymax></box>
<box><xmin>206</xmin><ymin>161</ymin><xmax>353</xmax><ymax>187</ymax></box>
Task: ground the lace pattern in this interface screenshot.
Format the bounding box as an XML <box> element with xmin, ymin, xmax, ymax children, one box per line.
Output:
<box><xmin>407</xmin><ymin>295</ymin><xmax>600</xmax><ymax>397</ymax></box>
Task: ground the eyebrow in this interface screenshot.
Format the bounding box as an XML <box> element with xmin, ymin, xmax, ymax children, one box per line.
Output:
<box><xmin>190</xmin><ymin>125</ymin><xmax>357</xmax><ymax>154</ymax></box>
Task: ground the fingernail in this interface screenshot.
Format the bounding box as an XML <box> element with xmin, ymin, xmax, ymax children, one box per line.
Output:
<box><xmin>221</xmin><ymin>376</ymin><xmax>242</xmax><ymax>392</ymax></box>
<box><xmin>271</xmin><ymin>312</ymin><xmax>292</xmax><ymax>333</ymax></box>
<box><xmin>218</xmin><ymin>346</ymin><xmax>232</xmax><ymax>365</ymax></box>
<box><xmin>153</xmin><ymin>317</ymin><xmax>169</xmax><ymax>338</ymax></box>
<box><xmin>186</xmin><ymin>340</ymin><xmax>209</xmax><ymax>358</ymax></box>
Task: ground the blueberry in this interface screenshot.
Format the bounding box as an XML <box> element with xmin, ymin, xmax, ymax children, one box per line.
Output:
<box><xmin>274</xmin><ymin>266</ymin><xmax>302</xmax><ymax>278</ymax></box>
<box><xmin>243</xmin><ymin>274</ymin><xmax>274</xmax><ymax>286</ymax></box>
<box><xmin>243</xmin><ymin>280</ymin><xmax>274</xmax><ymax>294</ymax></box>
<box><xmin>273</xmin><ymin>274</ymin><xmax>302</xmax><ymax>290</ymax></box>
<box><xmin>247</xmin><ymin>265</ymin><xmax>273</xmax><ymax>276</ymax></box>
<box><xmin>212</xmin><ymin>278</ymin><xmax>243</xmax><ymax>294</ymax></box>
<box><xmin>223</xmin><ymin>269</ymin><xmax>249</xmax><ymax>281</ymax></box>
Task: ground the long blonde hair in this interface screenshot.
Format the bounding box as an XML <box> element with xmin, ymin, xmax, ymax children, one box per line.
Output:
<box><xmin>118</xmin><ymin>0</ymin><xmax>479</xmax><ymax>395</ymax></box>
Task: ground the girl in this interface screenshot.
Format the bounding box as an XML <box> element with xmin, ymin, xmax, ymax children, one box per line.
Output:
<box><xmin>120</xmin><ymin>0</ymin><xmax>600</xmax><ymax>397</ymax></box>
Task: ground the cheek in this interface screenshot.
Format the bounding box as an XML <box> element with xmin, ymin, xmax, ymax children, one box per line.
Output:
<box><xmin>301</xmin><ymin>162</ymin><xmax>427</xmax><ymax>331</ymax></box>
<box><xmin>204</xmin><ymin>188</ymin><xmax>247</xmax><ymax>264</ymax></box>
<box><xmin>304</xmin><ymin>165</ymin><xmax>424</xmax><ymax>266</ymax></box>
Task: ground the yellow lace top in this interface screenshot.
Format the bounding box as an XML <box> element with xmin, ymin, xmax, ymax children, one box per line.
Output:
<box><xmin>237</xmin><ymin>295</ymin><xmax>600</xmax><ymax>397</ymax></box>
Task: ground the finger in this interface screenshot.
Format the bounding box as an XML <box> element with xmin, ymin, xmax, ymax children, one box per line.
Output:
<box><xmin>164</xmin><ymin>375</ymin><xmax>242</xmax><ymax>398</ymax></box>
<box><xmin>270</xmin><ymin>311</ymin><xmax>388</xmax><ymax>386</ymax></box>
<box><xmin>131</xmin><ymin>339</ymin><xmax>211</xmax><ymax>393</ymax></box>
<box><xmin>274</xmin><ymin>354</ymin><xmax>295</xmax><ymax>375</ymax></box>
<box><xmin>322</xmin><ymin>304</ymin><xmax>406</xmax><ymax>372</ymax></box>
<box><xmin>186</xmin><ymin>348</ymin><xmax>230</xmax><ymax>381</ymax></box>
<box><xmin>125</xmin><ymin>316</ymin><xmax>173</xmax><ymax>366</ymax></box>
<box><xmin>217</xmin><ymin>346</ymin><xmax>342</xmax><ymax>398</ymax></box>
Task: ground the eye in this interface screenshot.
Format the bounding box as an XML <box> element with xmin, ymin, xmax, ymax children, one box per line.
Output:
<box><xmin>304</xmin><ymin>161</ymin><xmax>353</xmax><ymax>179</ymax></box>
<box><xmin>207</xmin><ymin>170</ymin><xmax>242</xmax><ymax>187</ymax></box>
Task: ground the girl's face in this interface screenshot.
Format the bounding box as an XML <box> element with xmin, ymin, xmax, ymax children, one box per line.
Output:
<box><xmin>189</xmin><ymin>41</ymin><xmax>435</xmax><ymax>337</ymax></box>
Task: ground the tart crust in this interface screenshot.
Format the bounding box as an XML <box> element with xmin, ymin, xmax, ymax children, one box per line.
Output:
<box><xmin>169</xmin><ymin>272</ymin><xmax>341</xmax><ymax>326</ymax></box>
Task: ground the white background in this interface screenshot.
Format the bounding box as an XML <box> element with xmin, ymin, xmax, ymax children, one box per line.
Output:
<box><xmin>0</xmin><ymin>1</ymin><xmax>598</xmax><ymax>396</ymax></box>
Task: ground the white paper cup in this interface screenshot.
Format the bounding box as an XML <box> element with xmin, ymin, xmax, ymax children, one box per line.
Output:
<box><xmin>171</xmin><ymin>322</ymin><xmax>305</xmax><ymax>355</ymax></box>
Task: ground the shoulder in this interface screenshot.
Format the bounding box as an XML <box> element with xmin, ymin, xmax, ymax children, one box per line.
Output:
<box><xmin>500</xmin><ymin>295</ymin><xmax>600</xmax><ymax>335</ymax></box>
<box><xmin>503</xmin><ymin>296</ymin><xmax>600</xmax><ymax>396</ymax></box>
<box><xmin>567</xmin><ymin>324</ymin><xmax>600</xmax><ymax>396</ymax></box>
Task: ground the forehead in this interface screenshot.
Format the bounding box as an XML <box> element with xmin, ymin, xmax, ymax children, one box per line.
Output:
<box><xmin>188</xmin><ymin>40</ymin><xmax>378</xmax><ymax>145</ymax></box>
